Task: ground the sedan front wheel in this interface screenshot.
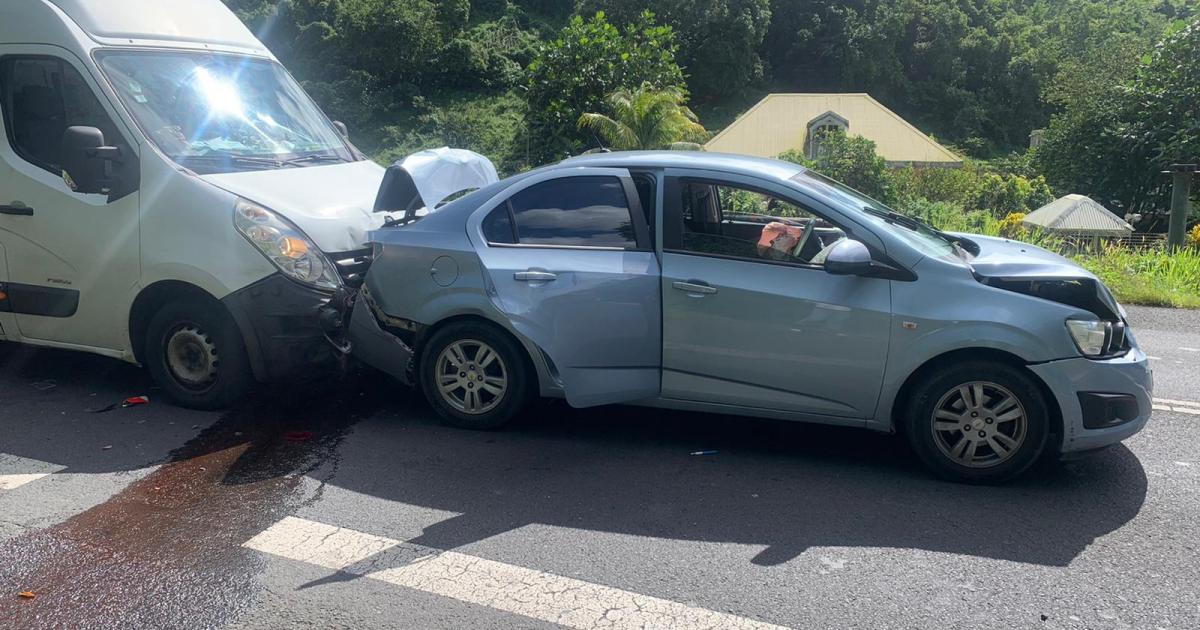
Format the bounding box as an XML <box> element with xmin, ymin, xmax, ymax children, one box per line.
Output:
<box><xmin>905</xmin><ymin>362</ymin><xmax>1050</xmax><ymax>483</ymax></box>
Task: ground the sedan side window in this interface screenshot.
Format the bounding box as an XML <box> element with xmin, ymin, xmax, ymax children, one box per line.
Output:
<box><xmin>503</xmin><ymin>176</ymin><xmax>637</xmax><ymax>249</ymax></box>
<box><xmin>670</xmin><ymin>180</ymin><xmax>847</xmax><ymax>266</ymax></box>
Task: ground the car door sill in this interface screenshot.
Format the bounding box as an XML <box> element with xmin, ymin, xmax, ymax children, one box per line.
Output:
<box><xmin>629</xmin><ymin>396</ymin><xmax>872</xmax><ymax>430</ymax></box>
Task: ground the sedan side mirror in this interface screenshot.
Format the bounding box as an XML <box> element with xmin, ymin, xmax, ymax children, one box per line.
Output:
<box><xmin>61</xmin><ymin>126</ymin><xmax>121</xmax><ymax>195</ymax></box>
<box><xmin>824</xmin><ymin>239</ymin><xmax>873</xmax><ymax>276</ymax></box>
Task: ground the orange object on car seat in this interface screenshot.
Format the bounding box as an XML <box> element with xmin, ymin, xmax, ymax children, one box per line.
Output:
<box><xmin>757</xmin><ymin>222</ymin><xmax>804</xmax><ymax>257</ymax></box>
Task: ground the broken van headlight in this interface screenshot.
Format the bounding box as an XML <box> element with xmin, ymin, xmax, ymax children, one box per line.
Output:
<box><xmin>234</xmin><ymin>199</ymin><xmax>340</xmax><ymax>291</ymax></box>
<box><xmin>1066</xmin><ymin>318</ymin><xmax>1110</xmax><ymax>357</ymax></box>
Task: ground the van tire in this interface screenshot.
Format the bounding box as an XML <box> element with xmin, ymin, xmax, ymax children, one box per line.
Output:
<box><xmin>904</xmin><ymin>361</ymin><xmax>1049</xmax><ymax>484</ymax></box>
<box><xmin>419</xmin><ymin>321</ymin><xmax>530</xmax><ymax>430</ymax></box>
<box><xmin>145</xmin><ymin>299</ymin><xmax>254</xmax><ymax>410</ymax></box>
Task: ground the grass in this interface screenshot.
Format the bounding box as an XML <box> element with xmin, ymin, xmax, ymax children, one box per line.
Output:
<box><xmin>909</xmin><ymin>201</ymin><xmax>1200</xmax><ymax>309</ymax></box>
<box><xmin>1075</xmin><ymin>246</ymin><xmax>1200</xmax><ymax>309</ymax></box>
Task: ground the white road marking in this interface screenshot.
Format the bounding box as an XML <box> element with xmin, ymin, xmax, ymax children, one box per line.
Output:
<box><xmin>245</xmin><ymin>516</ymin><xmax>789</xmax><ymax>630</ymax></box>
<box><xmin>1179</xmin><ymin>347</ymin><xmax>1199</xmax><ymax>352</ymax></box>
<box><xmin>0</xmin><ymin>453</ymin><xmax>64</xmax><ymax>490</ymax></box>
<box><xmin>1147</xmin><ymin>355</ymin><xmax>1162</xmax><ymax>360</ymax></box>
<box><xmin>1153</xmin><ymin>398</ymin><xmax>1200</xmax><ymax>416</ymax></box>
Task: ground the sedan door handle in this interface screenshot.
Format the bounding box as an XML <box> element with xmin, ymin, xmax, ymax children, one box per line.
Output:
<box><xmin>514</xmin><ymin>270</ymin><xmax>557</xmax><ymax>282</ymax></box>
<box><xmin>0</xmin><ymin>204</ymin><xmax>33</xmax><ymax>216</ymax></box>
<box><xmin>673</xmin><ymin>280</ymin><xmax>718</xmax><ymax>295</ymax></box>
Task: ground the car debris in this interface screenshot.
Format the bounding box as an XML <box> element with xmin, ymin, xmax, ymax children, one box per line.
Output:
<box><xmin>89</xmin><ymin>395</ymin><xmax>150</xmax><ymax>413</ymax></box>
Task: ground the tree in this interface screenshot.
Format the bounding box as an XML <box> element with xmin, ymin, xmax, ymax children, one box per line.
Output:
<box><xmin>579</xmin><ymin>0</ymin><xmax>772</xmax><ymax>102</ymax></box>
<box><xmin>525</xmin><ymin>11</ymin><xmax>687</xmax><ymax>163</ymax></box>
<box><xmin>1037</xmin><ymin>16</ymin><xmax>1200</xmax><ymax>215</ymax></box>
<box><xmin>779</xmin><ymin>130</ymin><xmax>895</xmax><ymax>204</ymax></box>
<box><xmin>577</xmin><ymin>83</ymin><xmax>708</xmax><ymax>150</ymax></box>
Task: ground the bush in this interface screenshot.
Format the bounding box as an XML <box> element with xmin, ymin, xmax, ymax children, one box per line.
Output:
<box><xmin>525</xmin><ymin>11</ymin><xmax>687</xmax><ymax>163</ymax></box>
<box><xmin>779</xmin><ymin>131</ymin><xmax>895</xmax><ymax>205</ymax></box>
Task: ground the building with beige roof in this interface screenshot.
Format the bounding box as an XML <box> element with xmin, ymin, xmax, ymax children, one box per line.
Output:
<box><xmin>705</xmin><ymin>93</ymin><xmax>962</xmax><ymax>167</ymax></box>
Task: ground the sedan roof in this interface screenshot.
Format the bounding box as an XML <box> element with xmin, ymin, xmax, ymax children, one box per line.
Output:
<box><xmin>560</xmin><ymin>151</ymin><xmax>807</xmax><ymax>183</ymax></box>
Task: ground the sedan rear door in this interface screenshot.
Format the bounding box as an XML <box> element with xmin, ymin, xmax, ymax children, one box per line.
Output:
<box><xmin>467</xmin><ymin>168</ymin><xmax>660</xmax><ymax>408</ymax></box>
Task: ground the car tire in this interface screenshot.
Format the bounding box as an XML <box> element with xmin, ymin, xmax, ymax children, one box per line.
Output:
<box><xmin>904</xmin><ymin>361</ymin><xmax>1050</xmax><ymax>483</ymax></box>
<box><xmin>145</xmin><ymin>299</ymin><xmax>254</xmax><ymax>410</ymax></box>
<box><xmin>419</xmin><ymin>321</ymin><xmax>530</xmax><ymax>430</ymax></box>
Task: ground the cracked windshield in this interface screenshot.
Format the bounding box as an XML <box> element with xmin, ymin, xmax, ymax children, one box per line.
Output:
<box><xmin>97</xmin><ymin>51</ymin><xmax>354</xmax><ymax>174</ymax></box>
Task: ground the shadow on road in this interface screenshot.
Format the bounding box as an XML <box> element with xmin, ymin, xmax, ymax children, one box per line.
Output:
<box><xmin>2</xmin><ymin>344</ymin><xmax>1149</xmax><ymax>578</ymax></box>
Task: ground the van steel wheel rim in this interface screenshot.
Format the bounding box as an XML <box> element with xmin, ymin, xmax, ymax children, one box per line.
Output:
<box><xmin>931</xmin><ymin>381</ymin><xmax>1027</xmax><ymax>468</ymax></box>
<box><xmin>435</xmin><ymin>340</ymin><xmax>507</xmax><ymax>415</ymax></box>
<box><xmin>166</xmin><ymin>324</ymin><xmax>219</xmax><ymax>389</ymax></box>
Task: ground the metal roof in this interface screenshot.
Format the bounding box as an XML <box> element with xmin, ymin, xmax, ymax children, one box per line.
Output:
<box><xmin>1022</xmin><ymin>194</ymin><xmax>1133</xmax><ymax>236</ymax></box>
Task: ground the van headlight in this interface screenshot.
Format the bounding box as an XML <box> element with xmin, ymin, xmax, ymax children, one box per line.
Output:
<box><xmin>234</xmin><ymin>199</ymin><xmax>340</xmax><ymax>290</ymax></box>
<box><xmin>1066</xmin><ymin>318</ymin><xmax>1110</xmax><ymax>357</ymax></box>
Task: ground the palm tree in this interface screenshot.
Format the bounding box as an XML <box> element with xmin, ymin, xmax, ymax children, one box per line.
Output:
<box><xmin>578</xmin><ymin>83</ymin><xmax>709</xmax><ymax>151</ymax></box>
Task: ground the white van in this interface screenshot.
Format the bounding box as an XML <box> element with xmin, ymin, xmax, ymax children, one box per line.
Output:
<box><xmin>0</xmin><ymin>0</ymin><xmax>384</xmax><ymax>407</ymax></box>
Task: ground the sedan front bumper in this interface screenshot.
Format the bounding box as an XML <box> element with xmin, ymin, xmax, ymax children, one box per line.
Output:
<box><xmin>1028</xmin><ymin>347</ymin><xmax>1153</xmax><ymax>454</ymax></box>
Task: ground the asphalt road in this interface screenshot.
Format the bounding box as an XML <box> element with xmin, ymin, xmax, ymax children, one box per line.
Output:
<box><xmin>0</xmin><ymin>305</ymin><xmax>1197</xmax><ymax>630</ymax></box>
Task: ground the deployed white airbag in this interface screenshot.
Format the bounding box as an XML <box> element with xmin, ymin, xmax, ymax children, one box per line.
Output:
<box><xmin>397</xmin><ymin>147</ymin><xmax>499</xmax><ymax>213</ymax></box>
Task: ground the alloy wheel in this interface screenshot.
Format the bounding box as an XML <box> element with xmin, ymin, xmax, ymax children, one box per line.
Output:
<box><xmin>434</xmin><ymin>339</ymin><xmax>508</xmax><ymax>415</ymax></box>
<box><xmin>930</xmin><ymin>381</ymin><xmax>1028</xmax><ymax>468</ymax></box>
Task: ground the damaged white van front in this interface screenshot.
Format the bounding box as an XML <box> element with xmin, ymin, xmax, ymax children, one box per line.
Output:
<box><xmin>0</xmin><ymin>0</ymin><xmax>383</xmax><ymax>407</ymax></box>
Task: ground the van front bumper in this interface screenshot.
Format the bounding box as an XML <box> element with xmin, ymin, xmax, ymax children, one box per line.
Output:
<box><xmin>1028</xmin><ymin>347</ymin><xmax>1153</xmax><ymax>454</ymax></box>
<box><xmin>222</xmin><ymin>274</ymin><xmax>335</xmax><ymax>382</ymax></box>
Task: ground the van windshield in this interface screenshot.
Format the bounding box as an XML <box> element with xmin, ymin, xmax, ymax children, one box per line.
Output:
<box><xmin>96</xmin><ymin>51</ymin><xmax>356</xmax><ymax>174</ymax></box>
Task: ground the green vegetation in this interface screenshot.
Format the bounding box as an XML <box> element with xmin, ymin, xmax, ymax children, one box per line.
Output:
<box><xmin>578</xmin><ymin>83</ymin><xmax>708</xmax><ymax>151</ymax></box>
<box><xmin>218</xmin><ymin>1</ymin><xmax>1200</xmax><ymax>307</ymax></box>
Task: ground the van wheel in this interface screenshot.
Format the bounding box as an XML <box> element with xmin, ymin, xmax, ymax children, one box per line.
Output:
<box><xmin>145</xmin><ymin>299</ymin><xmax>253</xmax><ymax>410</ymax></box>
<box><xmin>905</xmin><ymin>362</ymin><xmax>1050</xmax><ymax>484</ymax></box>
<box><xmin>419</xmin><ymin>322</ymin><xmax>530</xmax><ymax>430</ymax></box>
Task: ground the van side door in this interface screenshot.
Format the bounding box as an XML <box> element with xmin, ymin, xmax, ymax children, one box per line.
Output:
<box><xmin>0</xmin><ymin>48</ymin><xmax>140</xmax><ymax>351</ymax></box>
<box><xmin>467</xmin><ymin>168</ymin><xmax>661</xmax><ymax>408</ymax></box>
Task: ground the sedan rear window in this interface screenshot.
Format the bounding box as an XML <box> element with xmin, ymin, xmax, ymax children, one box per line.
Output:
<box><xmin>505</xmin><ymin>176</ymin><xmax>636</xmax><ymax>249</ymax></box>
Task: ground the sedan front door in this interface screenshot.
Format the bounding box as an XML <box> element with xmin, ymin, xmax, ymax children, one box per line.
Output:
<box><xmin>469</xmin><ymin>168</ymin><xmax>661</xmax><ymax>408</ymax></box>
<box><xmin>659</xmin><ymin>172</ymin><xmax>892</xmax><ymax>420</ymax></box>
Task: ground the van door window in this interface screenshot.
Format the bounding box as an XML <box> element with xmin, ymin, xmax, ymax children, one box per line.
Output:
<box><xmin>0</xmin><ymin>56</ymin><xmax>124</xmax><ymax>176</ymax></box>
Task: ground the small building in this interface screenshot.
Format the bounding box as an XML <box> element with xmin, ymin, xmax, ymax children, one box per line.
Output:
<box><xmin>704</xmin><ymin>93</ymin><xmax>962</xmax><ymax>167</ymax></box>
<box><xmin>1022</xmin><ymin>195</ymin><xmax>1133</xmax><ymax>237</ymax></box>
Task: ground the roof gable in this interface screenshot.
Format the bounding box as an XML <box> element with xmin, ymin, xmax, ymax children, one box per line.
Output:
<box><xmin>705</xmin><ymin>93</ymin><xmax>961</xmax><ymax>164</ymax></box>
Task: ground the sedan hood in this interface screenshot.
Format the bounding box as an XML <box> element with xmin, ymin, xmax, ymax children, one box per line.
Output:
<box><xmin>202</xmin><ymin>160</ymin><xmax>387</xmax><ymax>253</ymax></box>
<box><xmin>957</xmin><ymin>234</ymin><xmax>1121</xmax><ymax>319</ymax></box>
<box><xmin>958</xmin><ymin>233</ymin><xmax>1094</xmax><ymax>280</ymax></box>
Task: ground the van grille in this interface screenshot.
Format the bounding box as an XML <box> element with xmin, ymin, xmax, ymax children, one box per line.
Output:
<box><xmin>327</xmin><ymin>247</ymin><xmax>372</xmax><ymax>288</ymax></box>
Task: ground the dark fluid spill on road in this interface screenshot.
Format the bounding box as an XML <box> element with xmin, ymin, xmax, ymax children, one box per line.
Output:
<box><xmin>0</xmin><ymin>369</ymin><xmax>395</xmax><ymax>630</ymax></box>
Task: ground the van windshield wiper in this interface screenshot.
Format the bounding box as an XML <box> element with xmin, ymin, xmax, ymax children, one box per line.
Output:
<box><xmin>281</xmin><ymin>153</ymin><xmax>348</xmax><ymax>167</ymax></box>
<box><xmin>177</xmin><ymin>153</ymin><xmax>286</xmax><ymax>169</ymax></box>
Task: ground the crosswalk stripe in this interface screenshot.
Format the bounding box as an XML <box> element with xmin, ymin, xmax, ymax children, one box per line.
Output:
<box><xmin>0</xmin><ymin>473</ymin><xmax>52</xmax><ymax>490</ymax></box>
<box><xmin>245</xmin><ymin>516</ymin><xmax>789</xmax><ymax>630</ymax></box>
<box><xmin>0</xmin><ymin>453</ymin><xmax>65</xmax><ymax>490</ymax></box>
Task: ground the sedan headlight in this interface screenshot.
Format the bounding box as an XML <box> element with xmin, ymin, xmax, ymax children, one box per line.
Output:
<box><xmin>1066</xmin><ymin>318</ymin><xmax>1111</xmax><ymax>357</ymax></box>
<box><xmin>234</xmin><ymin>199</ymin><xmax>340</xmax><ymax>290</ymax></box>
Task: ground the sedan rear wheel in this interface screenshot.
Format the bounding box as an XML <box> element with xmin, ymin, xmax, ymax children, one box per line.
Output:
<box><xmin>434</xmin><ymin>340</ymin><xmax>509</xmax><ymax>415</ymax></box>
<box><xmin>906</xmin><ymin>361</ymin><xmax>1050</xmax><ymax>483</ymax></box>
<box><xmin>420</xmin><ymin>321</ymin><xmax>530</xmax><ymax>430</ymax></box>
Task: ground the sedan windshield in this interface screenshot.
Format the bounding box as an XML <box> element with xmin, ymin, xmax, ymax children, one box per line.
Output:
<box><xmin>97</xmin><ymin>51</ymin><xmax>355</xmax><ymax>174</ymax></box>
<box><xmin>795</xmin><ymin>170</ymin><xmax>961</xmax><ymax>259</ymax></box>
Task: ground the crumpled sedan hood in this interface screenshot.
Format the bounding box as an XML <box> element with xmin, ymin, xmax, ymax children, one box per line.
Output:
<box><xmin>202</xmin><ymin>160</ymin><xmax>387</xmax><ymax>253</ymax></box>
<box><xmin>957</xmin><ymin>234</ymin><xmax>1120</xmax><ymax>319</ymax></box>
<box><xmin>958</xmin><ymin>233</ymin><xmax>1095</xmax><ymax>280</ymax></box>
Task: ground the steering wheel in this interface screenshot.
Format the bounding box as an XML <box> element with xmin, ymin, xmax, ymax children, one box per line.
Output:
<box><xmin>791</xmin><ymin>218</ymin><xmax>817</xmax><ymax>260</ymax></box>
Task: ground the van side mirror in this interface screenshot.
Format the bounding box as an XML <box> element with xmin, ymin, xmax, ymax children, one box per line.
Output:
<box><xmin>332</xmin><ymin>120</ymin><xmax>349</xmax><ymax>139</ymax></box>
<box><xmin>61</xmin><ymin>126</ymin><xmax>121</xmax><ymax>195</ymax></box>
<box><xmin>824</xmin><ymin>239</ymin><xmax>873</xmax><ymax>276</ymax></box>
